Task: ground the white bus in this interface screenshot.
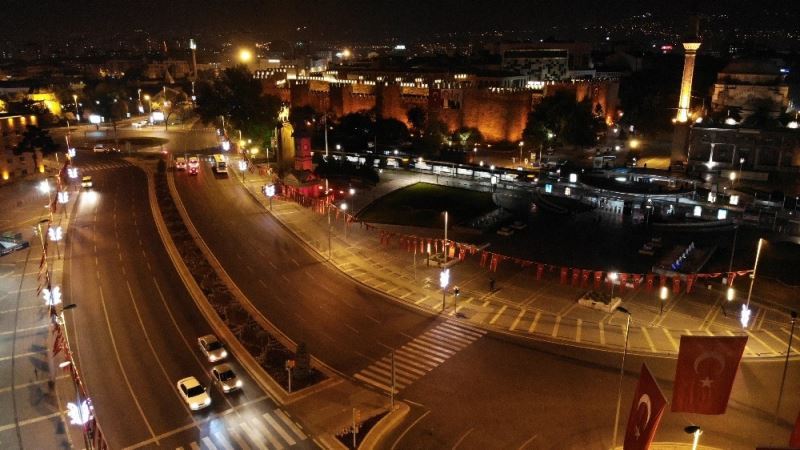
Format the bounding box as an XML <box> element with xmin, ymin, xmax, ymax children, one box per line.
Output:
<box><xmin>213</xmin><ymin>154</ymin><xmax>228</xmax><ymax>174</ymax></box>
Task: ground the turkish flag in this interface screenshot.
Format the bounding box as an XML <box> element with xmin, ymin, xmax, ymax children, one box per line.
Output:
<box><xmin>624</xmin><ymin>364</ymin><xmax>667</xmax><ymax>450</ymax></box>
<box><xmin>672</xmin><ymin>335</ymin><xmax>748</xmax><ymax>414</ymax></box>
<box><xmin>791</xmin><ymin>409</ymin><xmax>800</xmax><ymax>448</ymax></box>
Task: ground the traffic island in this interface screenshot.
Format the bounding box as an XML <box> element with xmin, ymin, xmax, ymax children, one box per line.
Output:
<box><xmin>150</xmin><ymin>164</ymin><xmax>326</xmax><ymax>395</ymax></box>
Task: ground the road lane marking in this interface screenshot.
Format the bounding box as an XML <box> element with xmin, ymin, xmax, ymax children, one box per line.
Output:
<box><xmin>0</xmin><ymin>324</ymin><xmax>48</xmax><ymax>336</ymax></box>
<box><xmin>488</xmin><ymin>305</ymin><xmax>507</xmax><ymax>325</ymax></box>
<box><xmin>528</xmin><ymin>311</ymin><xmax>541</xmax><ymax>333</ymax></box>
<box><xmin>0</xmin><ymin>350</ymin><xmax>46</xmax><ymax>362</ymax></box>
<box><xmin>0</xmin><ymin>412</ymin><xmax>61</xmax><ymax>432</ymax></box>
<box><xmin>662</xmin><ymin>328</ymin><xmax>678</xmax><ymax>352</ymax></box>
<box><xmin>97</xmin><ymin>286</ymin><xmax>157</xmax><ymax>443</ymax></box>
<box><xmin>200</xmin><ymin>436</ymin><xmax>219</xmax><ymax>450</ymax></box>
<box><xmin>746</xmin><ymin>331</ymin><xmax>779</xmax><ymax>355</ymax></box>
<box><xmin>551</xmin><ymin>316</ymin><xmax>561</xmax><ymax>337</ymax></box>
<box><xmin>275</xmin><ymin>410</ymin><xmax>307</xmax><ymax>439</ymax></box>
<box><xmin>599</xmin><ymin>321</ymin><xmax>606</xmax><ymax>345</ymax></box>
<box><xmin>452</xmin><ymin>427</ymin><xmax>474</xmax><ymax>449</ymax></box>
<box><xmin>250</xmin><ymin>417</ymin><xmax>283</xmax><ymax>449</ymax></box>
<box><xmin>641</xmin><ymin>326</ymin><xmax>656</xmax><ymax>352</ymax></box>
<box><xmin>238</xmin><ymin>423</ymin><xmax>268</xmax><ymax>450</ymax></box>
<box><xmin>214</xmin><ymin>431</ymin><xmax>237</xmax><ymax>450</ymax></box>
<box><xmin>575</xmin><ymin>319</ymin><xmax>582</xmax><ymax>343</ymax></box>
<box><xmin>263</xmin><ymin>413</ymin><xmax>296</xmax><ymax>446</ymax></box>
<box><xmin>509</xmin><ymin>308</ymin><xmax>526</xmax><ymax>331</ymax></box>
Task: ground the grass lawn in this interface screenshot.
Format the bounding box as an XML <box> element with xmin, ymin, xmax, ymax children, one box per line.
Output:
<box><xmin>357</xmin><ymin>182</ymin><xmax>496</xmax><ymax>228</ymax></box>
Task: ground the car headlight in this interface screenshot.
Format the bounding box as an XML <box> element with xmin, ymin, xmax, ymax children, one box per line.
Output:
<box><xmin>235</xmin><ymin>380</ymin><xmax>243</xmax><ymax>388</ymax></box>
<box><xmin>204</xmin><ymin>397</ymin><xmax>211</xmax><ymax>406</ymax></box>
<box><xmin>209</xmin><ymin>355</ymin><xmax>217</xmax><ymax>362</ymax></box>
<box><xmin>220</xmin><ymin>351</ymin><xmax>227</xmax><ymax>358</ymax></box>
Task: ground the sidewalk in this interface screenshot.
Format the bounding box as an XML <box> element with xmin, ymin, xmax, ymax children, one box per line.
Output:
<box><xmin>236</xmin><ymin>168</ymin><xmax>800</xmax><ymax>360</ymax></box>
<box><xmin>0</xmin><ymin>177</ymin><xmax>87</xmax><ymax>449</ymax></box>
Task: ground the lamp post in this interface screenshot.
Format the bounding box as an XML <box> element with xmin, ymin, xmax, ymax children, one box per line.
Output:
<box><xmin>72</xmin><ymin>95</ymin><xmax>80</xmax><ymax>121</ymax></box>
<box><xmin>518</xmin><ymin>141</ymin><xmax>524</xmax><ymax>165</ymax></box>
<box><xmin>684</xmin><ymin>426</ymin><xmax>702</xmax><ymax>450</ymax></box>
<box><xmin>340</xmin><ymin>203</ymin><xmax>348</xmax><ymax>239</ymax></box>
<box><xmin>774</xmin><ymin>311</ymin><xmax>797</xmax><ymax>424</ymax></box>
<box><xmin>609</xmin><ymin>272</ymin><xmax>619</xmax><ymax>298</ymax></box>
<box><xmin>738</xmin><ymin>157</ymin><xmax>745</xmax><ymax>180</ymax></box>
<box><xmin>659</xmin><ymin>285</ymin><xmax>668</xmax><ymax>315</ymax></box>
<box><xmin>143</xmin><ymin>95</ymin><xmax>152</xmax><ymax>117</ymax></box>
<box><xmin>611</xmin><ymin>306</ymin><xmax>632</xmax><ymax>450</ymax></box>
<box><xmin>742</xmin><ymin>238</ymin><xmax>764</xmax><ymax>328</ymax></box>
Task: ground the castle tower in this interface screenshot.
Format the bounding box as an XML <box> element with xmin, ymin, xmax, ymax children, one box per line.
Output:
<box><xmin>671</xmin><ymin>18</ymin><xmax>702</xmax><ymax>163</ymax></box>
<box><xmin>676</xmin><ymin>42</ymin><xmax>701</xmax><ymax>123</ymax></box>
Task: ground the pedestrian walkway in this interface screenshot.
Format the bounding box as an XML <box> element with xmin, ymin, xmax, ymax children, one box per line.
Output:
<box><xmin>72</xmin><ymin>160</ymin><xmax>133</xmax><ymax>173</ymax></box>
<box><xmin>233</xmin><ymin>171</ymin><xmax>800</xmax><ymax>360</ymax></box>
<box><xmin>175</xmin><ymin>408</ymin><xmax>310</xmax><ymax>450</ymax></box>
<box><xmin>354</xmin><ymin>320</ymin><xmax>485</xmax><ymax>394</ymax></box>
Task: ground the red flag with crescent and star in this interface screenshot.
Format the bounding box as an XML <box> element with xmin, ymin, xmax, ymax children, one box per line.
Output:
<box><xmin>672</xmin><ymin>335</ymin><xmax>748</xmax><ymax>414</ymax></box>
<box><xmin>624</xmin><ymin>364</ymin><xmax>667</xmax><ymax>450</ymax></box>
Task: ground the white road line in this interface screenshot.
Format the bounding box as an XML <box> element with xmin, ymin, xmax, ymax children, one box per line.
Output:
<box><xmin>414</xmin><ymin>295</ymin><xmax>429</xmax><ymax>305</ymax></box>
<box><xmin>374</xmin><ymin>359</ymin><xmax>423</xmax><ymax>378</ymax></box>
<box><xmin>275</xmin><ymin>410</ymin><xmax>307</xmax><ymax>439</ymax></box>
<box><xmin>551</xmin><ymin>316</ymin><xmax>561</xmax><ymax>337</ymax></box>
<box><xmin>0</xmin><ymin>411</ymin><xmax>61</xmax><ymax>432</ymax></box>
<box><xmin>0</xmin><ymin>324</ymin><xmax>48</xmax><ymax>336</ymax></box>
<box><xmin>201</xmin><ymin>436</ymin><xmax>219</xmax><ymax>450</ymax></box>
<box><xmin>398</xmin><ymin>345</ymin><xmax>446</xmax><ymax>364</ymax></box>
<box><xmin>417</xmin><ymin>334</ymin><xmax>462</xmax><ymax>352</ymax></box>
<box><xmin>223</xmin><ymin>428</ymin><xmax>251</xmax><ymax>450</ymax></box>
<box><xmin>529</xmin><ymin>311</ymin><xmax>542</xmax><ymax>333</ymax></box>
<box><xmin>239</xmin><ymin>423</ymin><xmax>268</xmax><ymax>450</ymax></box>
<box><xmin>575</xmin><ymin>319</ymin><xmax>582</xmax><ymax>343</ymax></box>
<box><xmin>405</xmin><ymin>340</ymin><xmax>453</xmax><ymax>360</ymax></box>
<box><xmin>354</xmin><ymin>373</ymin><xmax>397</xmax><ymax>393</ymax></box>
<box><xmin>662</xmin><ymin>328</ymin><xmax>678</xmax><ymax>352</ymax></box>
<box><xmin>489</xmin><ymin>305</ymin><xmax>507</xmax><ymax>325</ymax></box>
<box><xmin>641</xmin><ymin>327</ymin><xmax>657</xmax><ymax>352</ymax></box>
<box><xmin>263</xmin><ymin>413</ymin><xmax>297</xmax><ymax>446</ymax></box>
<box><xmin>428</xmin><ymin>328</ymin><xmax>474</xmax><ymax>346</ymax></box>
<box><xmin>213</xmin><ymin>432</ymin><xmax>236</xmax><ymax>450</ymax></box>
<box><xmin>251</xmin><ymin>417</ymin><xmax>283</xmax><ymax>450</ymax></box>
<box><xmin>509</xmin><ymin>308</ymin><xmax>526</xmax><ymax>331</ymax></box>
<box><xmin>599</xmin><ymin>321</ymin><xmax>606</xmax><ymax>345</ymax></box>
<box><xmin>747</xmin><ymin>331</ymin><xmax>779</xmax><ymax>355</ymax></box>
<box><xmin>96</xmin><ymin>286</ymin><xmax>158</xmax><ymax>442</ymax></box>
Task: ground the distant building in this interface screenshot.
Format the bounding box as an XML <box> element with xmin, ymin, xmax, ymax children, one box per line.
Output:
<box><xmin>501</xmin><ymin>49</ymin><xmax>569</xmax><ymax>82</ymax></box>
<box><xmin>710</xmin><ymin>59</ymin><xmax>789</xmax><ymax>119</ymax></box>
<box><xmin>688</xmin><ymin>124</ymin><xmax>800</xmax><ymax>173</ymax></box>
<box><xmin>1</xmin><ymin>115</ymin><xmax>42</xmax><ymax>183</ymax></box>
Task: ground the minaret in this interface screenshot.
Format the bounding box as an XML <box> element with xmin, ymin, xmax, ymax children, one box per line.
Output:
<box><xmin>671</xmin><ymin>17</ymin><xmax>702</xmax><ymax>164</ymax></box>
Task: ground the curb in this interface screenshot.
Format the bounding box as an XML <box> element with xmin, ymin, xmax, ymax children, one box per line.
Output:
<box><xmin>360</xmin><ymin>403</ymin><xmax>410</xmax><ymax>450</ymax></box>
<box><xmin>145</xmin><ymin>166</ymin><xmax>292</xmax><ymax>403</ymax></box>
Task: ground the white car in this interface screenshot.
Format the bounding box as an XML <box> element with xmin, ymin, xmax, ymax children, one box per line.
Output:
<box><xmin>211</xmin><ymin>364</ymin><xmax>242</xmax><ymax>393</ymax></box>
<box><xmin>92</xmin><ymin>144</ymin><xmax>106</xmax><ymax>153</ymax></box>
<box><xmin>131</xmin><ymin>120</ymin><xmax>148</xmax><ymax>128</ymax></box>
<box><xmin>577</xmin><ymin>291</ymin><xmax>622</xmax><ymax>313</ymax></box>
<box><xmin>198</xmin><ymin>335</ymin><xmax>227</xmax><ymax>362</ymax></box>
<box><xmin>177</xmin><ymin>377</ymin><xmax>211</xmax><ymax>411</ymax></box>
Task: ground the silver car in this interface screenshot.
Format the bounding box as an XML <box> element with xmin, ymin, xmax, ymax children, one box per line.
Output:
<box><xmin>198</xmin><ymin>334</ymin><xmax>227</xmax><ymax>362</ymax></box>
<box><xmin>211</xmin><ymin>364</ymin><xmax>242</xmax><ymax>393</ymax></box>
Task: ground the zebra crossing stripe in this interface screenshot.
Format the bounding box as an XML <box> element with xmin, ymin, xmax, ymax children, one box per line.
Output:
<box><xmin>239</xmin><ymin>422</ymin><xmax>268</xmax><ymax>450</ymax></box>
<box><xmin>263</xmin><ymin>413</ymin><xmax>297</xmax><ymax>446</ymax></box>
<box><xmin>374</xmin><ymin>358</ymin><xmax>423</xmax><ymax>378</ymax></box>
<box><xmin>354</xmin><ymin>373</ymin><xmax>398</xmax><ymax>393</ymax></box>
<box><xmin>224</xmin><ymin>427</ymin><xmax>251</xmax><ymax>450</ymax></box>
<box><xmin>275</xmin><ymin>410</ymin><xmax>307</xmax><ymax>440</ymax></box>
<box><xmin>396</xmin><ymin>346</ymin><xmax>444</xmax><ymax>365</ymax></box>
<box><xmin>427</xmin><ymin>328</ymin><xmax>474</xmax><ymax>346</ymax></box>
<box><xmin>440</xmin><ymin>322</ymin><xmax>484</xmax><ymax>338</ymax></box>
<box><xmin>201</xmin><ymin>436</ymin><xmax>219</xmax><ymax>450</ymax></box>
<box><xmin>250</xmin><ymin>417</ymin><xmax>284</xmax><ymax>450</ymax></box>
<box><xmin>416</xmin><ymin>334</ymin><xmax>464</xmax><ymax>352</ymax></box>
<box><xmin>436</xmin><ymin>325</ymin><xmax>483</xmax><ymax>343</ymax></box>
<box><xmin>213</xmin><ymin>432</ymin><xmax>236</xmax><ymax>450</ymax></box>
<box><xmin>405</xmin><ymin>340</ymin><xmax>453</xmax><ymax>360</ymax></box>
<box><xmin>362</xmin><ymin>363</ymin><xmax>412</xmax><ymax>385</ymax></box>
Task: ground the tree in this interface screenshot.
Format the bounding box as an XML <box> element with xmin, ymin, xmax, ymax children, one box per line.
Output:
<box><xmin>289</xmin><ymin>105</ymin><xmax>317</xmax><ymax>131</ymax></box>
<box><xmin>375</xmin><ymin>118</ymin><xmax>409</xmax><ymax>145</ymax></box>
<box><xmin>14</xmin><ymin>125</ymin><xmax>57</xmax><ymax>155</ymax></box>
<box><xmin>195</xmin><ymin>65</ymin><xmax>282</xmax><ymax>148</ymax></box>
<box><xmin>529</xmin><ymin>91</ymin><xmax>603</xmax><ymax>147</ymax></box>
<box><xmin>406</xmin><ymin>106</ymin><xmax>427</xmax><ymax>131</ymax></box>
<box><xmin>82</xmin><ymin>80</ymin><xmax>131</xmax><ymax>131</ymax></box>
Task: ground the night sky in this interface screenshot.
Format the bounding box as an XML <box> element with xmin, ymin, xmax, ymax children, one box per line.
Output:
<box><xmin>3</xmin><ymin>0</ymin><xmax>798</xmax><ymax>41</ymax></box>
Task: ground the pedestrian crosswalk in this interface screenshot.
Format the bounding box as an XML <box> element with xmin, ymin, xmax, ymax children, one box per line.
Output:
<box><xmin>354</xmin><ymin>320</ymin><xmax>485</xmax><ymax>393</ymax></box>
<box><xmin>74</xmin><ymin>160</ymin><xmax>133</xmax><ymax>173</ymax></box>
<box><xmin>177</xmin><ymin>408</ymin><xmax>309</xmax><ymax>450</ymax></box>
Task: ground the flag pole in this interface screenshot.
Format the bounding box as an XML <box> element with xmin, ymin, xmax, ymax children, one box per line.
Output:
<box><xmin>611</xmin><ymin>306</ymin><xmax>631</xmax><ymax>449</ymax></box>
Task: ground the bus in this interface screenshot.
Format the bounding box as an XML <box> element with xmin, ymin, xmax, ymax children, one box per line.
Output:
<box><xmin>212</xmin><ymin>154</ymin><xmax>228</xmax><ymax>174</ymax></box>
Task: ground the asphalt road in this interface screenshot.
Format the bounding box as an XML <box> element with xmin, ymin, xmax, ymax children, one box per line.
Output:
<box><xmin>173</xmin><ymin>152</ymin><xmax>800</xmax><ymax>449</ymax></box>
<box><xmin>63</xmin><ymin>151</ymin><xmax>313</xmax><ymax>449</ymax></box>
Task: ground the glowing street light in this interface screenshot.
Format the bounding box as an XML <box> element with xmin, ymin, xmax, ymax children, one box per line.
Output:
<box><xmin>659</xmin><ymin>285</ymin><xmax>668</xmax><ymax>315</ymax></box>
<box><xmin>742</xmin><ymin>238</ymin><xmax>764</xmax><ymax>328</ymax></box>
<box><xmin>340</xmin><ymin>203</ymin><xmax>348</xmax><ymax>238</ymax></box>
<box><xmin>72</xmin><ymin>94</ymin><xmax>80</xmax><ymax>121</ymax></box>
<box><xmin>238</xmin><ymin>48</ymin><xmax>253</xmax><ymax>63</ymax></box>
<box><xmin>58</xmin><ymin>191</ymin><xmax>69</xmax><ymax>204</ymax></box>
<box><xmin>609</xmin><ymin>272</ymin><xmax>619</xmax><ymax>298</ymax></box>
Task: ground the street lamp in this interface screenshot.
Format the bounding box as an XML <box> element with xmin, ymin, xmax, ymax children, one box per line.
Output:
<box><xmin>340</xmin><ymin>203</ymin><xmax>348</xmax><ymax>239</ymax></box>
<box><xmin>143</xmin><ymin>94</ymin><xmax>152</xmax><ymax>117</ymax></box>
<box><xmin>611</xmin><ymin>306</ymin><xmax>632</xmax><ymax>449</ymax></box>
<box><xmin>72</xmin><ymin>95</ymin><xmax>79</xmax><ymax>121</ymax></box>
<box><xmin>238</xmin><ymin>48</ymin><xmax>253</xmax><ymax>64</ymax></box>
<box><xmin>742</xmin><ymin>238</ymin><xmax>765</xmax><ymax>328</ymax></box>
<box><xmin>659</xmin><ymin>285</ymin><xmax>668</xmax><ymax>315</ymax></box>
<box><xmin>684</xmin><ymin>426</ymin><xmax>702</xmax><ymax>450</ymax></box>
<box><xmin>518</xmin><ymin>141</ymin><xmax>524</xmax><ymax>165</ymax></box>
<box><xmin>609</xmin><ymin>272</ymin><xmax>619</xmax><ymax>298</ymax></box>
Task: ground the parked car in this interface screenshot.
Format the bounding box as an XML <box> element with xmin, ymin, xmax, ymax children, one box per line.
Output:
<box><xmin>198</xmin><ymin>334</ymin><xmax>227</xmax><ymax>362</ymax></box>
<box><xmin>211</xmin><ymin>364</ymin><xmax>242</xmax><ymax>393</ymax></box>
<box><xmin>176</xmin><ymin>377</ymin><xmax>211</xmax><ymax>411</ymax></box>
<box><xmin>0</xmin><ymin>236</ymin><xmax>30</xmax><ymax>256</ymax></box>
